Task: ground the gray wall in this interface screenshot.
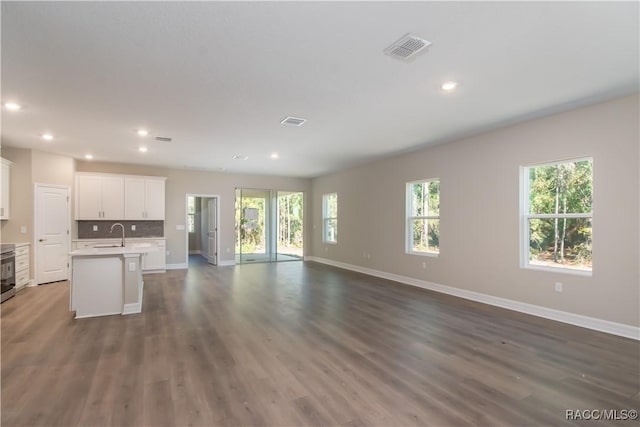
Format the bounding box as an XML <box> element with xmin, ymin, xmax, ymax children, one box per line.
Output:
<box><xmin>309</xmin><ymin>95</ymin><xmax>639</xmax><ymax>327</ymax></box>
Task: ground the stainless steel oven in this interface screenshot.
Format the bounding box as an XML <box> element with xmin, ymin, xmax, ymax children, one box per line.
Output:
<box><xmin>1</xmin><ymin>244</ymin><xmax>16</xmax><ymax>303</ymax></box>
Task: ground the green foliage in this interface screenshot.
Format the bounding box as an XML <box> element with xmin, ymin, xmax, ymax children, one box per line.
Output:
<box><xmin>528</xmin><ymin>159</ymin><xmax>592</xmax><ymax>268</ymax></box>
<box><xmin>410</xmin><ymin>181</ymin><xmax>440</xmax><ymax>252</ymax></box>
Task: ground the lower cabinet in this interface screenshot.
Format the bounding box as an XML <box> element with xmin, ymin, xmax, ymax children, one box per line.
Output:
<box><xmin>15</xmin><ymin>243</ymin><xmax>30</xmax><ymax>290</ymax></box>
<box><xmin>140</xmin><ymin>240</ymin><xmax>166</xmax><ymax>272</ymax></box>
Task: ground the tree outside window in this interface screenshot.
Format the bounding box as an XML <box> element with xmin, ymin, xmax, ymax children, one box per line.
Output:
<box><xmin>407</xmin><ymin>179</ymin><xmax>440</xmax><ymax>255</ymax></box>
<box><xmin>187</xmin><ymin>196</ymin><xmax>196</xmax><ymax>233</ymax></box>
<box><xmin>322</xmin><ymin>193</ymin><xmax>337</xmax><ymax>243</ymax></box>
<box><xmin>523</xmin><ymin>158</ymin><xmax>592</xmax><ymax>272</ymax></box>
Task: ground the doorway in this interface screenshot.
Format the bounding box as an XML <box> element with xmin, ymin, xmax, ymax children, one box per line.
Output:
<box><xmin>185</xmin><ymin>194</ymin><xmax>219</xmax><ymax>267</ymax></box>
<box><xmin>34</xmin><ymin>184</ymin><xmax>70</xmax><ymax>284</ymax></box>
<box><xmin>235</xmin><ymin>188</ymin><xmax>303</xmax><ymax>264</ymax></box>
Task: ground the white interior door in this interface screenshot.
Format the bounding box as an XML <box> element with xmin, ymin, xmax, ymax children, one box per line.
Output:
<box><xmin>36</xmin><ymin>185</ymin><xmax>70</xmax><ymax>284</ymax></box>
<box><xmin>207</xmin><ymin>198</ymin><xmax>217</xmax><ymax>265</ymax></box>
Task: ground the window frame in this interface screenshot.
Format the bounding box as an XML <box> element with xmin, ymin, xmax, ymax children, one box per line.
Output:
<box><xmin>406</xmin><ymin>178</ymin><xmax>440</xmax><ymax>257</ymax></box>
<box><xmin>322</xmin><ymin>193</ymin><xmax>338</xmax><ymax>244</ymax></box>
<box><xmin>520</xmin><ymin>157</ymin><xmax>593</xmax><ymax>276</ymax></box>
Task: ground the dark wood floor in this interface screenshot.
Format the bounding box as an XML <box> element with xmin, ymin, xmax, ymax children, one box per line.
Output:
<box><xmin>2</xmin><ymin>258</ymin><xmax>638</xmax><ymax>426</ymax></box>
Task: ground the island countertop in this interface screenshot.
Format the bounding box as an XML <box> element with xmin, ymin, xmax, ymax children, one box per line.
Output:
<box><xmin>69</xmin><ymin>244</ymin><xmax>157</xmax><ymax>257</ymax></box>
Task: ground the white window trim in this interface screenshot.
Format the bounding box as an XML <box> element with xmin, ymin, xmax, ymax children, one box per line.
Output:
<box><xmin>406</xmin><ymin>179</ymin><xmax>440</xmax><ymax>257</ymax></box>
<box><xmin>322</xmin><ymin>193</ymin><xmax>338</xmax><ymax>244</ymax></box>
<box><xmin>519</xmin><ymin>157</ymin><xmax>593</xmax><ymax>276</ymax></box>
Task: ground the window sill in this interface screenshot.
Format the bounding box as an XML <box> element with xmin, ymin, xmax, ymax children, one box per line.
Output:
<box><xmin>522</xmin><ymin>264</ymin><xmax>592</xmax><ymax>277</ymax></box>
<box><xmin>407</xmin><ymin>251</ymin><xmax>439</xmax><ymax>258</ymax></box>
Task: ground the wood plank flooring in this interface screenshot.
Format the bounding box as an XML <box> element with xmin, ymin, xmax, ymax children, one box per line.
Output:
<box><xmin>2</xmin><ymin>257</ymin><xmax>639</xmax><ymax>426</ymax></box>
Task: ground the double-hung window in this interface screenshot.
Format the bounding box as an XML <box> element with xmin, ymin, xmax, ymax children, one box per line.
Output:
<box><xmin>187</xmin><ymin>196</ymin><xmax>196</xmax><ymax>233</ymax></box>
<box><xmin>406</xmin><ymin>179</ymin><xmax>440</xmax><ymax>255</ymax></box>
<box><xmin>322</xmin><ymin>193</ymin><xmax>338</xmax><ymax>243</ymax></box>
<box><xmin>522</xmin><ymin>158</ymin><xmax>592</xmax><ymax>273</ymax></box>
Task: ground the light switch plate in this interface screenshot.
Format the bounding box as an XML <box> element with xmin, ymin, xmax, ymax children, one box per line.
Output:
<box><xmin>128</xmin><ymin>262</ymin><xmax>136</xmax><ymax>272</ymax></box>
<box><xmin>131</xmin><ymin>225</ymin><xmax>136</xmax><ymax>231</ymax></box>
<box><xmin>176</xmin><ymin>224</ymin><xmax>185</xmax><ymax>230</ymax></box>
<box><xmin>93</xmin><ymin>225</ymin><xmax>98</xmax><ymax>231</ymax></box>
<box><xmin>20</xmin><ymin>226</ymin><xmax>27</xmax><ymax>234</ymax></box>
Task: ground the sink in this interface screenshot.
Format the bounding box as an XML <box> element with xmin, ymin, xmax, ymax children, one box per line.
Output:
<box><xmin>94</xmin><ymin>244</ymin><xmax>122</xmax><ymax>248</ymax></box>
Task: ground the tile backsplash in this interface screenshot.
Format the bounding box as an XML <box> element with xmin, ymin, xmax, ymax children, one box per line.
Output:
<box><xmin>78</xmin><ymin>221</ymin><xmax>164</xmax><ymax>239</ymax></box>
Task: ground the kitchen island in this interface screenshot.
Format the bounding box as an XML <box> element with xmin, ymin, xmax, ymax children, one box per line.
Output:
<box><xmin>69</xmin><ymin>244</ymin><xmax>156</xmax><ymax>318</ymax></box>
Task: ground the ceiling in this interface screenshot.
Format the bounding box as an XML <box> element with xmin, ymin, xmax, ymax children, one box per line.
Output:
<box><xmin>1</xmin><ymin>2</ymin><xmax>638</xmax><ymax>178</ymax></box>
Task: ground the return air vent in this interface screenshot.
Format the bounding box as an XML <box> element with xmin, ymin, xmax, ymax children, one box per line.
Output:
<box><xmin>384</xmin><ymin>33</ymin><xmax>432</xmax><ymax>61</ymax></box>
<box><xmin>155</xmin><ymin>136</ymin><xmax>172</xmax><ymax>142</ymax></box>
<box><xmin>280</xmin><ymin>116</ymin><xmax>307</xmax><ymax>127</ymax></box>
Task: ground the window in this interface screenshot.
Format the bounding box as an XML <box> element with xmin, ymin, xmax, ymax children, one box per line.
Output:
<box><xmin>522</xmin><ymin>158</ymin><xmax>592</xmax><ymax>273</ymax></box>
<box><xmin>187</xmin><ymin>196</ymin><xmax>196</xmax><ymax>233</ymax></box>
<box><xmin>322</xmin><ymin>193</ymin><xmax>337</xmax><ymax>243</ymax></box>
<box><xmin>406</xmin><ymin>179</ymin><xmax>440</xmax><ymax>255</ymax></box>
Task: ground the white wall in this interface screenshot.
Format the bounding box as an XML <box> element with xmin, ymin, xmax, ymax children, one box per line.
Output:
<box><xmin>310</xmin><ymin>95</ymin><xmax>639</xmax><ymax>328</ymax></box>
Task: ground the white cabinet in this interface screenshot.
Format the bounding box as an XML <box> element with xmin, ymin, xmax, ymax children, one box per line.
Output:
<box><xmin>140</xmin><ymin>240</ymin><xmax>166</xmax><ymax>272</ymax></box>
<box><xmin>76</xmin><ymin>174</ymin><xmax>124</xmax><ymax>220</ymax></box>
<box><xmin>14</xmin><ymin>243</ymin><xmax>30</xmax><ymax>290</ymax></box>
<box><xmin>124</xmin><ymin>177</ymin><xmax>165</xmax><ymax>220</ymax></box>
<box><xmin>1</xmin><ymin>158</ymin><xmax>12</xmax><ymax>220</ymax></box>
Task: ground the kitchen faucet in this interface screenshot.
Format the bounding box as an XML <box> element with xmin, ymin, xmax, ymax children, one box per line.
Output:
<box><xmin>110</xmin><ymin>223</ymin><xmax>126</xmax><ymax>247</ymax></box>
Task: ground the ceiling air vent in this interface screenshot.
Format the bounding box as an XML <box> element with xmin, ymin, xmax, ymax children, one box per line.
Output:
<box><xmin>155</xmin><ymin>136</ymin><xmax>172</xmax><ymax>142</ymax></box>
<box><xmin>280</xmin><ymin>116</ymin><xmax>306</xmax><ymax>127</ymax></box>
<box><xmin>384</xmin><ymin>33</ymin><xmax>432</xmax><ymax>61</ymax></box>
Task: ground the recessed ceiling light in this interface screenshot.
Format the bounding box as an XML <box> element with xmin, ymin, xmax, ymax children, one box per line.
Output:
<box><xmin>4</xmin><ymin>102</ymin><xmax>21</xmax><ymax>111</ymax></box>
<box><xmin>280</xmin><ymin>117</ymin><xmax>307</xmax><ymax>127</ymax></box>
<box><xmin>233</xmin><ymin>155</ymin><xmax>248</xmax><ymax>160</ymax></box>
<box><xmin>85</xmin><ymin>154</ymin><xmax>93</xmax><ymax>160</ymax></box>
<box><xmin>270</xmin><ymin>153</ymin><xmax>279</xmax><ymax>159</ymax></box>
<box><xmin>137</xmin><ymin>129</ymin><xmax>149</xmax><ymax>136</ymax></box>
<box><xmin>139</xmin><ymin>146</ymin><xmax>148</xmax><ymax>153</ymax></box>
<box><xmin>441</xmin><ymin>81</ymin><xmax>458</xmax><ymax>92</ymax></box>
<box><xmin>42</xmin><ymin>133</ymin><xmax>54</xmax><ymax>141</ymax></box>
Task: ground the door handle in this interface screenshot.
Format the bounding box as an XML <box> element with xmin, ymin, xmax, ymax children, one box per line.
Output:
<box><xmin>39</xmin><ymin>238</ymin><xmax>46</xmax><ymax>242</ymax></box>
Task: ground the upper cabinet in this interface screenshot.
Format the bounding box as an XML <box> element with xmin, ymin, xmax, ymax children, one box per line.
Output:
<box><xmin>76</xmin><ymin>173</ymin><xmax>166</xmax><ymax>221</ymax></box>
<box><xmin>76</xmin><ymin>174</ymin><xmax>124</xmax><ymax>220</ymax></box>
<box><xmin>124</xmin><ymin>177</ymin><xmax>165</xmax><ymax>220</ymax></box>
<box><xmin>1</xmin><ymin>158</ymin><xmax>12</xmax><ymax>220</ymax></box>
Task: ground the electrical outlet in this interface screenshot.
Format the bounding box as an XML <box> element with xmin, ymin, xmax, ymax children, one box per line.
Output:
<box><xmin>128</xmin><ymin>262</ymin><xmax>136</xmax><ymax>272</ymax></box>
<box><xmin>20</xmin><ymin>226</ymin><xmax>27</xmax><ymax>234</ymax></box>
<box><xmin>93</xmin><ymin>225</ymin><xmax>98</xmax><ymax>231</ymax></box>
<box><xmin>367</xmin><ymin>253</ymin><xmax>371</xmax><ymax>259</ymax></box>
<box><xmin>422</xmin><ymin>261</ymin><xmax>427</xmax><ymax>269</ymax></box>
<box><xmin>131</xmin><ymin>225</ymin><xmax>136</xmax><ymax>231</ymax></box>
<box><xmin>555</xmin><ymin>282</ymin><xmax>563</xmax><ymax>292</ymax></box>
<box><xmin>325</xmin><ymin>247</ymin><xmax>328</xmax><ymax>252</ymax></box>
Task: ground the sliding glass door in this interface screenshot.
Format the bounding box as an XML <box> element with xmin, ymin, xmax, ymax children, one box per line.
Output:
<box><xmin>235</xmin><ymin>188</ymin><xmax>303</xmax><ymax>264</ymax></box>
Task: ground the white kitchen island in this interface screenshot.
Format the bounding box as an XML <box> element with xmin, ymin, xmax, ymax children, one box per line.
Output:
<box><xmin>69</xmin><ymin>245</ymin><xmax>156</xmax><ymax>318</ymax></box>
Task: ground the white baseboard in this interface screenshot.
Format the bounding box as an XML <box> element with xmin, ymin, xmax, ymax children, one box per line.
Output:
<box><xmin>217</xmin><ymin>260</ymin><xmax>236</xmax><ymax>267</ymax></box>
<box><xmin>305</xmin><ymin>256</ymin><xmax>639</xmax><ymax>341</ymax></box>
<box><xmin>122</xmin><ymin>302</ymin><xmax>141</xmax><ymax>315</ymax></box>
<box><xmin>166</xmin><ymin>263</ymin><xmax>187</xmax><ymax>270</ymax></box>
<box><xmin>189</xmin><ymin>250</ymin><xmax>201</xmax><ymax>255</ymax></box>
